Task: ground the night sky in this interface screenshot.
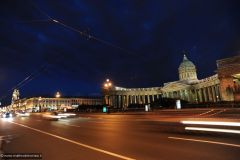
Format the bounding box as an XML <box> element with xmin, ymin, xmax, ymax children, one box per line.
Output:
<box><xmin>0</xmin><ymin>0</ymin><xmax>240</xmax><ymax>104</ymax></box>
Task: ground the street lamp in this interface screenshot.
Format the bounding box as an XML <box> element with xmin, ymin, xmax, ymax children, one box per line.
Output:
<box><xmin>56</xmin><ymin>92</ymin><xmax>61</xmax><ymax>98</ymax></box>
<box><xmin>103</xmin><ymin>79</ymin><xmax>113</xmax><ymax>106</ymax></box>
<box><xmin>55</xmin><ymin>92</ymin><xmax>61</xmax><ymax>110</ymax></box>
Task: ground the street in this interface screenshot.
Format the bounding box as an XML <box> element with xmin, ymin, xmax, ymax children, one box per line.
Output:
<box><xmin>1</xmin><ymin>109</ymin><xmax>240</xmax><ymax>160</ymax></box>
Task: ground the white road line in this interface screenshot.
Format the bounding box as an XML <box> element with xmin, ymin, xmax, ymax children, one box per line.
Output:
<box><xmin>181</xmin><ymin>121</ymin><xmax>240</xmax><ymax>127</ymax></box>
<box><xmin>61</xmin><ymin>123</ymin><xmax>81</xmax><ymax>128</ymax></box>
<box><xmin>197</xmin><ymin>109</ymin><xmax>214</xmax><ymax>116</ymax></box>
<box><xmin>185</xmin><ymin>127</ymin><xmax>240</xmax><ymax>134</ymax></box>
<box><xmin>207</xmin><ymin>110</ymin><xmax>226</xmax><ymax>117</ymax></box>
<box><xmin>168</xmin><ymin>136</ymin><xmax>240</xmax><ymax>148</ymax></box>
<box><xmin>7</xmin><ymin>121</ymin><xmax>135</xmax><ymax>160</ymax></box>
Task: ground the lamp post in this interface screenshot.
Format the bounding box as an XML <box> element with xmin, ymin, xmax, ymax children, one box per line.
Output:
<box><xmin>55</xmin><ymin>92</ymin><xmax>61</xmax><ymax>110</ymax></box>
<box><xmin>103</xmin><ymin>79</ymin><xmax>112</xmax><ymax>106</ymax></box>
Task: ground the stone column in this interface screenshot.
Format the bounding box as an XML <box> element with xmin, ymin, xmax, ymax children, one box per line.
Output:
<box><xmin>196</xmin><ymin>89</ymin><xmax>200</xmax><ymax>102</ymax></box>
<box><xmin>147</xmin><ymin>95</ymin><xmax>150</xmax><ymax>104</ymax></box>
<box><xmin>152</xmin><ymin>95</ymin><xmax>155</xmax><ymax>102</ymax></box>
<box><xmin>121</xmin><ymin>95</ymin><xmax>123</xmax><ymax>108</ymax></box>
<box><xmin>207</xmin><ymin>87</ymin><xmax>213</xmax><ymax>102</ymax></box>
<box><xmin>111</xmin><ymin>95</ymin><xmax>114</xmax><ymax>107</ymax></box>
<box><xmin>203</xmin><ymin>88</ymin><xmax>207</xmax><ymax>102</ymax></box>
<box><xmin>199</xmin><ymin>88</ymin><xmax>203</xmax><ymax>102</ymax></box>
<box><xmin>211</xmin><ymin>86</ymin><xmax>216</xmax><ymax>102</ymax></box>
<box><xmin>179</xmin><ymin>90</ymin><xmax>183</xmax><ymax>100</ymax></box>
<box><xmin>143</xmin><ymin>95</ymin><xmax>145</xmax><ymax>103</ymax></box>
<box><xmin>215</xmin><ymin>85</ymin><xmax>222</xmax><ymax>101</ymax></box>
<box><xmin>129</xmin><ymin>95</ymin><xmax>132</xmax><ymax>104</ymax></box>
<box><xmin>185</xmin><ymin>90</ymin><xmax>190</xmax><ymax>102</ymax></box>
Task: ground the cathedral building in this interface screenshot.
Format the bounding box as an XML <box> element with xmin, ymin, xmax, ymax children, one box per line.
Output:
<box><xmin>161</xmin><ymin>54</ymin><xmax>221</xmax><ymax>103</ymax></box>
<box><xmin>103</xmin><ymin>54</ymin><xmax>240</xmax><ymax>108</ymax></box>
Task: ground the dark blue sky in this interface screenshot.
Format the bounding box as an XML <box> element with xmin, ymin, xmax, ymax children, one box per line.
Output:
<box><xmin>0</xmin><ymin>0</ymin><xmax>240</xmax><ymax>104</ymax></box>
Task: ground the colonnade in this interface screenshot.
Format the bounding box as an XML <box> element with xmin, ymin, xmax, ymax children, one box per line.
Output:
<box><xmin>162</xmin><ymin>84</ymin><xmax>221</xmax><ymax>103</ymax></box>
<box><xmin>105</xmin><ymin>94</ymin><xmax>162</xmax><ymax>108</ymax></box>
<box><xmin>195</xmin><ymin>84</ymin><xmax>221</xmax><ymax>102</ymax></box>
<box><xmin>104</xmin><ymin>88</ymin><xmax>162</xmax><ymax>108</ymax></box>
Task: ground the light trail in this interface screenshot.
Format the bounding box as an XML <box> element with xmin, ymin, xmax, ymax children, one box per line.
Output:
<box><xmin>181</xmin><ymin>120</ymin><xmax>240</xmax><ymax>127</ymax></box>
<box><xmin>185</xmin><ymin>127</ymin><xmax>240</xmax><ymax>134</ymax></box>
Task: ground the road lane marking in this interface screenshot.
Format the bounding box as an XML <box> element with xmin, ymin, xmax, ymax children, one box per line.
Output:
<box><xmin>168</xmin><ymin>136</ymin><xmax>240</xmax><ymax>148</ymax></box>
<box><xmin>61</xmin><ymin>123</ymin><xmax>81</xmax><ymax>128</ymax></box>
<box><xmin>207</xmin><ymin>110</ymin><xmax>226</xmax><ymax>117</ymax></box>
<box><xmin>8</xmin><ymin>121</ymin><xmax>135</xmax><ymax>160</ymax></box>
<box><xmin>197</xmin><ymin>109</ymin><xmax>214</xmax><ymax>116</ymax></box>
<box><xmin>185</xmin><ymin>127</ymin><xmax>240</xmax><ymax>134</ymax></box>
<box><xmin>181</xmin><ymin>120</ymin><xmax>240</xmax><ymax>127</ymax></box>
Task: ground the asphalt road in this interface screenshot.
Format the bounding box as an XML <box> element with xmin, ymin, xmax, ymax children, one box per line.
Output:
<box><xmin>1</xmin><ymin>109</ymin><xmax>240</xmax><ymax>160</ymax></box>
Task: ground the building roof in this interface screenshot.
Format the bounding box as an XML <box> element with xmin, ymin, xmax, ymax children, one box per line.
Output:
<box><xmin>178</xmin><ymin>54</ymin><xmax>196</xmax><ymax>70</ymax></box>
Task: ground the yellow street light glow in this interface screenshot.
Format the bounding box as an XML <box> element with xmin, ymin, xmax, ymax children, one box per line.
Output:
<box><xmin>108</xmin><ymin>83</ymin><xmax>112</xmax><ymax>86</ymax></box>
<box><xmin>104</xmin><ymin>83</ymin><xmax>108</xmax><ymax>87</ymax></box>
<box><xmin>181</xmin><ymin>121</ymin><xmax>240</xmax><ymax>127</ymax></box>
<box><xmin>185</xmin><ymin>127</ymin><xmax>240</xmax><ymax>134</ymax></box>
<box><xmin>56</xmin><ymin>92</ymin><xmax>61</xmax><ymax>98</ymax></box>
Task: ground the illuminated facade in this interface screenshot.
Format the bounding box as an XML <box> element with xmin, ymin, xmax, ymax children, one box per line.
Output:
<box><xmin>161</xmin><ymin>54</ymin><xmax>221</xmax><ymax>103</ymax></box>
<box><xmin>103</xmin><ymin>54</ymin><xmax>240</xmax><ymax>108</ymax></box>
<box><xmin>12</xmin><ymin>97</ymin><xmax>102</xmax><ymax>111</ymax></box>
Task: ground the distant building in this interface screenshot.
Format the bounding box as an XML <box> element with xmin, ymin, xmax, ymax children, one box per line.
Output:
<box><xmin>12</xmin><ymin>96</ymin><xmax>103</xmax><ymax>112</ymax></box>
<box><xmin>103</xmin><ymin>54</ymin><xmax>240</xmax><ymax>108</ymax></box>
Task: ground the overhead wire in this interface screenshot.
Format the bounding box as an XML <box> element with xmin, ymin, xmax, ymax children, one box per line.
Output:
<box><xmin>1</xmin><ymin>2</ymin><xmax>137</xmax><ymax>103</ymax></box>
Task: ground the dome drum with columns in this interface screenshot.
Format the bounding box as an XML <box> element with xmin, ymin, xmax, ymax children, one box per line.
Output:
<box><xmin>178</xmin><ymin>54</ymin><xmax>198</xmax><ymax>81</ymax></box>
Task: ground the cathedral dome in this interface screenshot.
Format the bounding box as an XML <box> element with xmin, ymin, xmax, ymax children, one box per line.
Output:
<box><xmin>178</xmin><ymin>54</ymin><xmax>198</xmax><ymax>81</ymax></box>
<box><xmin>179</xmin><ymin>54</ymin><xmax>196</xmax><ymax>69</ymax></box>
